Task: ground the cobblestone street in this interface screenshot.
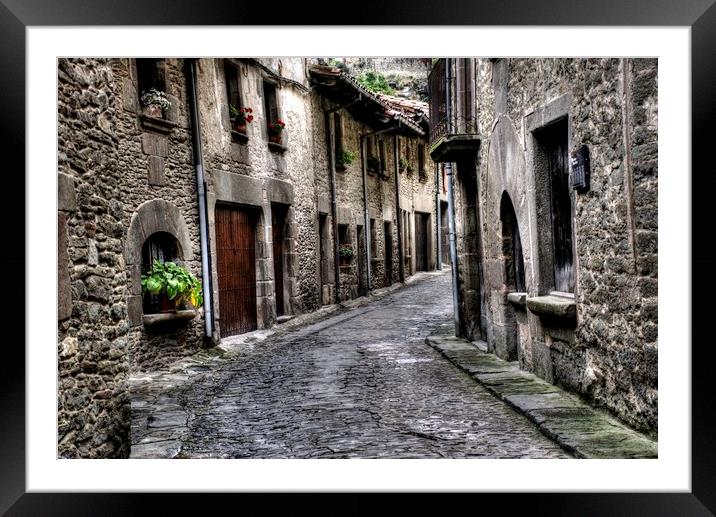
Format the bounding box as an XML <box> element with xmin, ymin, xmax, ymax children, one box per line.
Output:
<box><xmin>131</xmin><ymin>271</ymin><xmax>569</xmax><ymax>458</ymax></box>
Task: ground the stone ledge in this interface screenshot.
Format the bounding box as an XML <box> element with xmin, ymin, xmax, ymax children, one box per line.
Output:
<box><xmin>230</xmin><ymin>130</ymin><xmax>249</xmax><ymax>144</ymax></box>
<box><xmin>139</xmin><ymin>114</ymin><xmax>178</xmax><ymax>135</ymax></box>
<box><xmin>507</xmin><ymin>291</ymin><xmax>527</xmax><ymax>308</ymax></box>
<box><xmin>425</xmin><ymin>333</ymin><xmax>657</xmax><ymax>459</ymax></box>
<box><xmin>526</xmin><ymin>294</ymin><xmax>576</xmax><ymax>321</ymax></box>
<box><xmin>268</xmin><ymin>142</ymin><xmax>287</xmax><ymax>153</ymax></box>
<box><xmin>143</xmin><ymin>309</ymin><xmax>197</xmax><ymax>327</ymax></box>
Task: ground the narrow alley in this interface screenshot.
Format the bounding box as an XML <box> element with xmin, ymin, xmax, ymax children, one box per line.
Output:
<box><xmin>131</xmin><ymin>272</ymin><xmax>569</xmax><ymax>459</ymax></box>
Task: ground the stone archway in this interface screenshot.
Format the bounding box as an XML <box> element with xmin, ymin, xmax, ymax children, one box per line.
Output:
<box><xmin>124</xmin><ymin>199</ymin><xmax>194</xmax><ymax>326</ymax></box>
<box><xmin>484</xmin><ymin>116</ymin><xmax>532</xmax><ymax>361</ymax></box>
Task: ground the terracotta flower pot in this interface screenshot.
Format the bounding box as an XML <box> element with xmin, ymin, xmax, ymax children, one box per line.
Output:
<box><xmin>269</xmin><ymin>132</ymin><xmax>281</xmax><ymax>143</ymax></box>
<box><xmin>232</xmin><ymin>119</ymin><xmax>247</xmax><ymax>134</ymax></box>
<box><xmin>143</xmin><ymin>104</ymin><xmax>163</xmax><ymax>119</ymax></box>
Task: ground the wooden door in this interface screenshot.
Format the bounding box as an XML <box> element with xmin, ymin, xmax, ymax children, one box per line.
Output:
<box><xmin>384</xmin><ymin>221</ymin><xmax>392</xmax><ymax>285</ymax></box>
<box><xmin>415</xmin><ymin>212</ymin><xmax>429</xmax><ymax>272</ymax></box>
<box><xmin>440</xmin><ymin>202</ymin><xmax>450</xmax><ymax>265</ymax></box>
<box><xmin>545</xmin><ymin>120</ymin><xmax>574</xmax><ymax>293</ymax></box>
<box><xmin>272</xmin><ymin>206</ymin><xmax>286</xmax><ymax>317</ymax></box>
<box><xmin>216</xmin><ymin>205</ymin><xmax>257</xmax><ymax>336</ymax></box>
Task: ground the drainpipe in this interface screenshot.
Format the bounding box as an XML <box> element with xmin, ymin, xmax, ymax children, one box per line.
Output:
<box><xmin>323</xmin><ymin>95</ymin><xmax>361</xmax><ymax>304</ymax></box>
<box><xmin>394</xmin><ymin>133</ymin><xmax>405</xmax><ymax>283</ymax></box>
<box><xmin>360</xmin><ymin>124</ymin><xmax>399</xmax><ymax>294</ymax></box>
<box><xmin>435</xmin><ymin>161</ymin><xmax>442</xmax><ymax>269</ymax></box>
<box><xmin>445</xmin><ymin>58</ymin><xmax>461</xmax><ymax>336</ymax></box>
<box><xmin>186</xmin><ymin>58</ymin><xmax>214</xmax><ymax>341</ymax></box>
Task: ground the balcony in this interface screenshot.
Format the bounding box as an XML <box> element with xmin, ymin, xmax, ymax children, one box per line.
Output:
<box><xmin>428</xmin><ymin>58</ymin><xmax>481</xmax><ymax>163</ymax></box>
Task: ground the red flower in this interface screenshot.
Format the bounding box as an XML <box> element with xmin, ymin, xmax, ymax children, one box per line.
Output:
<box><xmin>246</xmin><ymin>115</ymin><xmax>254</xmax><ymax>123</ymax></box>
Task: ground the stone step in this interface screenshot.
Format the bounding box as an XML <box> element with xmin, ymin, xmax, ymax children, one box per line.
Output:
<box><xmin>425</xmin><ymin>333</ymin><xmax>657</xmax><ymax>459</ymax></box>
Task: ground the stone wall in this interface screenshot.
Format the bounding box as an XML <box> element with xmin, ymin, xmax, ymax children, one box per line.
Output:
<box><xmin>58</xmin><ymin>58</ymin><xmax>129</xmax><ymax>458</ymax></box>
<box><xmin>58</xmin><ymin>57</ymin><xmax>207</xmax><ymax>457</ymax></box>
<box><xmin>57</xmin><ymin>57</ymin><xmax>441</xmax><ymax>457</ymax></box>
<box><xmin>115</xmin><ymin>58</ymin><xmax>205</xmax><ymax>371</ymax></box>
<box><xmin>197</xmin><ymin>58</ymin><xmax>439</xmax><ymax>340</ymax></box>
<box><xmin>451</xmin><ymin>58</ymin><xmax>658</xmax><ymax>435</ymax></box>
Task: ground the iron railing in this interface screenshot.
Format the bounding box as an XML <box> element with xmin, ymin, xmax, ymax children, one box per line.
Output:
<box><xmin>428</xmin><ymin>58</ymin><xmax>478</xmax><ymax>146</ymax></box>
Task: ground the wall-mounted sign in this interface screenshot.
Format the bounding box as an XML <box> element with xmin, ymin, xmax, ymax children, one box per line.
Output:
<box><xmin>570</xmin><ymin>145</ymin><xmax>590</xmax><ymax>193</ymax></box>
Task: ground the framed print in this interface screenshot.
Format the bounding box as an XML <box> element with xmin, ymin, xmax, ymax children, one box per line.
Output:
<box><xmin>3</xmin><ymin>0</ymin><xmax>715</xmax><ymax>513</ymax></box>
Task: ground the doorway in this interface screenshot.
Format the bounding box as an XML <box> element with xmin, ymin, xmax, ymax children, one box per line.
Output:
<box><xmin>215</xmin><ymin>204</ymin><xmax>258</xmax><ymax>336</ymax></box>
<box><xmin>414</xmin><ymin>212</ymin><xmax>429</xmax><ymax>272</ymax></box>
<box><xmin>384</xmin><ymin>221</ymin><xmax>392</xmax><ymax>285</ymax></box>
<box><xmin>272</xmin><ymin>204</ymin><xmax>287</xmax><ymax>317</ymax></box>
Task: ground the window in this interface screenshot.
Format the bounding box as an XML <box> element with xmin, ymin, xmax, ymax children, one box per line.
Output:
<box><xmin>136</xmin><ymin>58</ymin><xmax>168</xmax><ymax>120</ymax></box>
<box><xmin>418</xmin><ymin>144</ymin><xmax>426</xmax><ymax>181</ymax></box>
<box><xmin>224</xmin><ymin>60</ymin><xmax>242</xmax><ymax>118</ymax></box>
<box><xmin>457</xmin><ymin>58</ymin><xmax>476</xmax><ymax>132</ymax></box>
<box><xmin>137</xmin><ymin>58</ymin><xmax>166</xmax><ymax>97</ymax></box>
<box><xmin>141</xmin><ymin>232</ymin><xmax>179</xmax><ymax>313</ymax></box>
<box><xmin>338</xmin><ymin>224</ymin><xmax>350</xmax><ymax>246</ymax></box>
<box><xmin>500</xmin><ymin>193</ymin><xmax>526</xmax><ymax>293</ymax></box>
<box><xmin>534</xmin><ymin>118</ymin><xmax>574</xmax><ymax>293</ymax></box>
<box><xmin>334</xmin><ymin>113</ymin><xmax>344</xmax><ymax>153</ymax></box>
<box><xmin>367</xmin><ymin>137</ymin><xmax>378</xmax><ymax>172</ymax></box>
<box><xmin>370</xmin><ymin>219</ymin><xmax>378</xmax><ymax>259</ymax></box>
<box><xmin>378</xmin><ymin>139</ymin><xmax>387</xmax><ymax>175</ymax></box>
<box><xmin>263</xmin><ymin>81</ymin><xmax>279</xmax><ymax>128</ymax></box>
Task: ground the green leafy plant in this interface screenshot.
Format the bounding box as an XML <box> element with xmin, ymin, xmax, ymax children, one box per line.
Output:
<box><xmin>141</xmin><ymin>260</ymin><xmax>203</xmax><ymax>308</ymax></box>
<box><xmin>338</xmin><ymin>244</ymin><xmax>355</xmax><ymax>260</ymax></box>
<box><xmin>399</xmin><ymin>157</ymin><xmax>408</xmax><ymax>172</ymax></box>
<box><xmin>355</xmin><ymin>71</ymin><xmax>395</xmax><ymax>95</ymax></box>
<box><xmin>140</xmin><ymin>88</ymin><xmax>171</xmax><ymax>112</ymax></box>
<box><xmin>327</xmin><ymin>58</ymin><xmax>348</xmax><ymax>71</ymax></box>
<box><xmin>337</xmin><ymin>148</ymin><xmax>357</xmax><ymax>167</ymax></box>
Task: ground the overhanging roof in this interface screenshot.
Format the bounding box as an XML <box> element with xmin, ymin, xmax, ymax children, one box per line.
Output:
<box><xmin>308</xmin><ymin>65</ymin><xmax>426</xmax><ymax>138</ymax></box>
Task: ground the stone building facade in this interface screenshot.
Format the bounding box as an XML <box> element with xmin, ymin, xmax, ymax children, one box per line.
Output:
<box><xmin>430</xmin><ymin>58</ymin><xmax>658</xmax><ymax>436</ymax></box>
<box><xmin>57</xmin><ymin>57</ymin><xmax>440</xmax><ymax>457</ymax></box>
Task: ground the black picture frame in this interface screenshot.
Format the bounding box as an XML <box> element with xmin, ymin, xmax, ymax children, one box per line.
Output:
<box><xmin>3</xmin><ymin>0</ymin><xmax>713</xmax><ymax>513</ymax></box>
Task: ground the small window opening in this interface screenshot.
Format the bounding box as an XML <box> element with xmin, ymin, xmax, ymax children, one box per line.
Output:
<box><xmin>141</xmin><ymin>232</ymin><xmax>179</xmax><ymax>313</ymax></box>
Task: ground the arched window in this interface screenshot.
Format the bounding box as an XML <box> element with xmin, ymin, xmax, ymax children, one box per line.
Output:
<box><xmin>500</xmin><ymin>193</ymin><xmax>526</xmax><ymax>293</ymax></box>
<box><xmin>142</xmin><ymin>231</ymin><xmax>180</xmax><ymax>313</ymax></box>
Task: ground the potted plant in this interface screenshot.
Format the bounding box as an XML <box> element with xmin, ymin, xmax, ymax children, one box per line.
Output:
<box><xmin>406</xmin><ymin>164</ymin><xmax>415</xmax><ymax>176</ymax></box>
<box><xmin>230</xmin><ymin>104</ymin><xmax>254</xmax><ymax>134</ymax></box>
<box><xmin>367</xmin><ymin>155</ymin><xmax>380</xmax><ymax>173</ymax></box>
<box><xmin>267</xmin><ymin>119</ymin><xmax>286</xmax><ymax>143</ymax></box>
<box><xmin>141</xmin><ymin>259</ymin><xmax>203</xmax><ymax>314</ymax></box>
<box><xmin>399</xmin><ymin>157</ymin><xmax>409</xmax><ymax>173</ymax></box>
<box><xmin>140</xmin><ymin>88</ymin><xmax>171</xmax><ymax>119</ymax></box>
<box><xmin>336</xmin><ymin>148</ymin><xmax>357</xmax><ymax>170</ymax></box>
<box><xmin>338</xmin><ymin>244</ymin><xmax>355</xmax><ymax>265</ymax></box>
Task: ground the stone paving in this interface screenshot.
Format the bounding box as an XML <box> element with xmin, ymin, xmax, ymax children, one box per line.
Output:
<box><xmin>131</xmin><ymin>270</ymin><xmax>569</xmax><ymax>458</ymax></box>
